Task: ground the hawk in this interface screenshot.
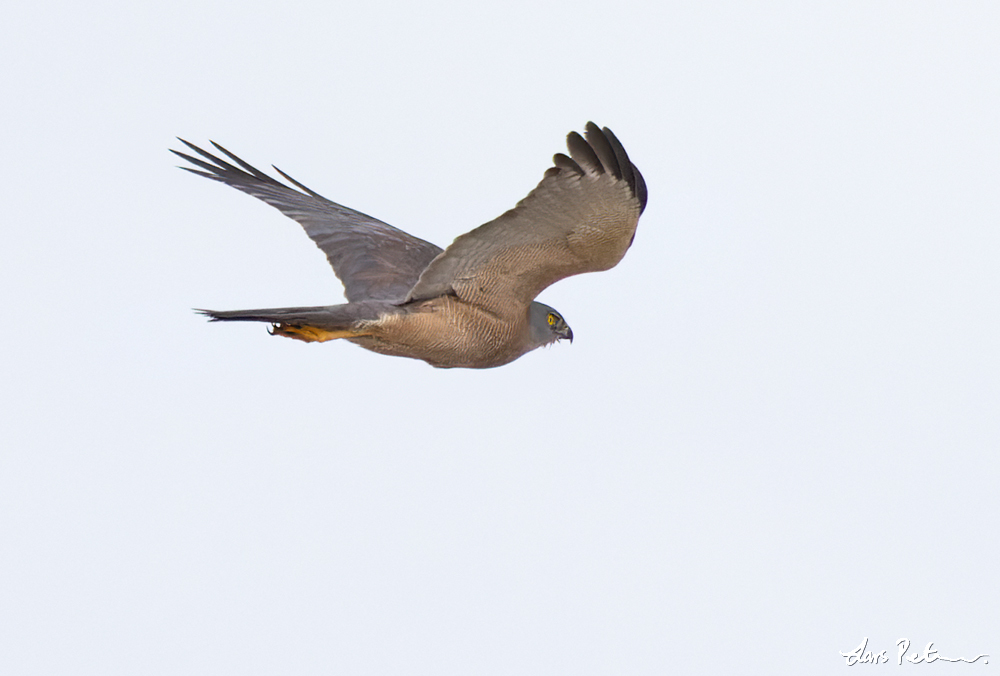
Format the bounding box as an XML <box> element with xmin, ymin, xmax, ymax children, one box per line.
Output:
<box><xmin>174</xmin><ymin>123</ymin><xmax>647</xmax><ymax>368</ymax></box>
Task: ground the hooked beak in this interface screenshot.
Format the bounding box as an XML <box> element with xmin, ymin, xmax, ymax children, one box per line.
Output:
<box><xmin>561</xmin><ymin>326</ymin><xmax>574</xmax><ymax>343</ymax></box>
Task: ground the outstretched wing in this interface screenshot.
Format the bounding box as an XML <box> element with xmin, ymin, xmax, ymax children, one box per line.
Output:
<box><xmin>172</xmin><ymin>140</ymin><xmax>443</xmax><ymax>302</ymax></box>
<box><xmin>406</xmin><ymin>123</ymin><xmax>647</xmax><ymax>317</ymax></box>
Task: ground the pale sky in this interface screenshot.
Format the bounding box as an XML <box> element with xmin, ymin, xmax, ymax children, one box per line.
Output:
<box><xmin>2</xmin><ymin>1</ymin><xmax>998</xmax><ymax>674</ymax></box>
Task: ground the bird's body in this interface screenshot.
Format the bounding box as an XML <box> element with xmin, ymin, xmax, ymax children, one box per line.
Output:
<box><xmin>175</xmin><ymin>123</ymin><xmax>646</xmax><ymax>369</ymax></box>
<box><xmin>352</xmin><ymin>295</ymin><xmax>534</xmax><ymax>370</ymax></box>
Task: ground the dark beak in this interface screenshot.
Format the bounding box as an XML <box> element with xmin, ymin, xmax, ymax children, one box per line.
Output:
<box><xmin>563</xmin><ymin>326</ymin><xmax>574</xmax><ymax>343</ymax></box>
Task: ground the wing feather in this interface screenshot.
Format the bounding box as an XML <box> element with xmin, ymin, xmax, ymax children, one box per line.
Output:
<box><xmin>406</xmin><ymin>123</ymin><xmax>646</xmax><ymax>317</ymax></box>
<box><xmin>566</xmin><ymin>131</ymin><xmax>604</xmax><ymax>175</ymax></box>
<box><xmin>172</xmin><ymin>140</ymin><xmax>442</xmax><ymax>302</ymax></box>
<box><xmin>583</xmin><ymin>121</ymin><xmax>622</xmax><ymax>179</ymax></box>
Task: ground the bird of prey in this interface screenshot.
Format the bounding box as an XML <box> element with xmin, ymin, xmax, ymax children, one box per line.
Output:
<box><xmin>174</xmin><ymin>123</ymin><xmax>647</xmax><ymax>369</ymax></box>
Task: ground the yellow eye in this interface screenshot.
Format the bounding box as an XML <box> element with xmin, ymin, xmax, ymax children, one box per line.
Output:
<box><xmin>547</xmin><ymin>313</ymin><xmax>557</xmax><ymax>326</ymax></box>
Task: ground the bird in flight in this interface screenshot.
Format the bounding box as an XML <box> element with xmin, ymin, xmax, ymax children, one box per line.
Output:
<box><xmin>174</xmin><ymin>122</ymin><xmax>647</xmax><ymax>369</ymax></box>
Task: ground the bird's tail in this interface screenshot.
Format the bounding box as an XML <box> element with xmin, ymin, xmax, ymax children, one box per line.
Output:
<box><xmin>196</xmin><ymin>303</ymin><xmax>383</xmax><ymax>343</ymax></box>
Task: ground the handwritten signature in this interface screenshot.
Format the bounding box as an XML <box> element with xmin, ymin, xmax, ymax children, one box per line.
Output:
<box><xmin>841</xmin><ymin>638</ymin><xmax>989</xmax><ymax>666</ymax></box>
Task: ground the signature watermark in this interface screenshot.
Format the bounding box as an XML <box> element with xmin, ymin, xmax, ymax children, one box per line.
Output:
<box><xmin>841</xmin><ymin>638</ymin><xmax>989</xmax><ymax>666</ymax></box>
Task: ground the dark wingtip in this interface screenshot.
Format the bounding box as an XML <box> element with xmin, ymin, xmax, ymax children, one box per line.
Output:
<box><xmin>579</xmin><ymin>122</ymin><xmax>647</xmax><ymax>214</ymax></box>
<box><xmin>566</xmin><ymin>130</ymin><xmax>603</xmax><ymax>175</ymax></box>
<box><xmin>583</xmin><ymin>121</ymin><xmax>622</xmax><ymax>180</ymax></box>
<box><xmin>552</xmin><ymin>152</ymin><xmax>584</xmax><ymax>176</ymax></box>
<box><xmin>170</xmin><ymin>139</ymin><xmax>333</xmax><ymax>204</ymax></box>
<box><xmin>272</xmin><ymin>165</ymin><xmax>325</xmax><ymax>199</ymax></box>
<box><xmin>632</xmin><ymin>164</ymin><xmax>648</xmax><ymax>213</ymax></box>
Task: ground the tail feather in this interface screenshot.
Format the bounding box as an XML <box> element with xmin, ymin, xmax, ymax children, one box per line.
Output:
<box><xmin>196</xmin><ymin>303</ymin><xmax>387</xmax><ymax>343</ymax></box>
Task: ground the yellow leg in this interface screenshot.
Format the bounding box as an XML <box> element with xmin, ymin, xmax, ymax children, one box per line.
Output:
<box><xmin>269</xmin><ymin>324</ymin><xmax>368</xmax><ymax>343</ymax></box>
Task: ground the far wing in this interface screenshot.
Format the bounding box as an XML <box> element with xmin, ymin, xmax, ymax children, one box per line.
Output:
<box><xmin>406</xmin><ymin>123</ymin><xmax>647</xmax><ymax>317</ymax></box>
<box><xmin>173</xmin><ymin>140</ymin><xmax>442</xmax><ymax>302</ymax></box>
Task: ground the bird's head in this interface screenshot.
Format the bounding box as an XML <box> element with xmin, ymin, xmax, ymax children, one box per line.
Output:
<box><xmin>529</xmin><ymin>301</ymin><xmax>573</xmax><ymax>348</ymax></box>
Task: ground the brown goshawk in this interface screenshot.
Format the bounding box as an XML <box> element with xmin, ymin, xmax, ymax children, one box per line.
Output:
<box><xmin>174</xmin><ymin>122</ymin><xmax>647</xmax><ymax>368</ymax></box>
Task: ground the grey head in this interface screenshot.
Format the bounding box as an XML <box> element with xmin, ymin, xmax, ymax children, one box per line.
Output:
<box><xmin>528</xmin><ymin>301</ymin><xmax>573</xmax><ymax>349</ymax></box>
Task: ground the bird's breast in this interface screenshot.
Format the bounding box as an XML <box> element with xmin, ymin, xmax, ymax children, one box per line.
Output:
<box><xmin>357</xmin><ymin>297</ymin><xmax>532</xmax><ymax>369</ymax></box>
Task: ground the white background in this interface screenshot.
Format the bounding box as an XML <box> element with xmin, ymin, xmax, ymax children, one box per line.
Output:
<box><xmin>2</xmin><ymin>1</ymin><xmax>997</xmax><ymax>673</ymax></box>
